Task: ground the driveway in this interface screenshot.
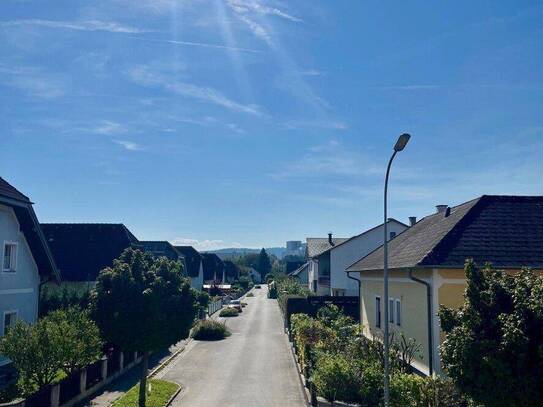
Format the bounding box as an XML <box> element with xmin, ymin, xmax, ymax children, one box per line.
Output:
<box><xmin>157</xmin><ymin>286</ymin><xmax>307</xmax><ymax>407</ymax></box>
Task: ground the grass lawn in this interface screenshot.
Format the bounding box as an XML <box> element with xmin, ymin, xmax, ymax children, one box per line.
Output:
<box><xmin>111</xmin><ymin>379</ymin><xmax>179</xmax><ymax>407</ymax></box>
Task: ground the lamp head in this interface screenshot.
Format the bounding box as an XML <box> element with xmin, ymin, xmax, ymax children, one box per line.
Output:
<box><xmin>394</xmin><ymin>133</ymin><xmax>411</xmax><ymax>152</ymax></box>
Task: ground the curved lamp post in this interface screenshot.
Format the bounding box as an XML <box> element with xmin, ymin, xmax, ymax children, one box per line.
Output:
<box><xmin>383</xmin><ymin>133</ymin><xmax>411</xmax><ymax>406</ymax></box>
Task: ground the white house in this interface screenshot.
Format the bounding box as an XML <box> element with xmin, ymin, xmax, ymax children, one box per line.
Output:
<box><xmin>306</xmin><ymin>219</ymin><xmax>409</xmax><ymax>296</ymax></box>
<box><xmin>328</xmin><ymin>219</ymin><xmax>408</xmax><ymax>296</ymax></box>
<box><xmin>306</xmin><ymin>234</ymin><xmax>348</xmax><ymax>295</ymax></box>
<box><xmin>0</xmin><ymin>177</ymin><xmax>59</xmax><ymax>380</ymax></box>
<box><xmin>174</xmin><ymin>246</ymin><xmax>204</xmax><ymax>290</ymax></box>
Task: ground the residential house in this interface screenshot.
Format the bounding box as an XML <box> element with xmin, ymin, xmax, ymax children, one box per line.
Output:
<box><xmin>41</xmin><ymin>223</ymin><xmax>140</xmax><ymax>292</ymax></box>
<box><xmin>306</xmin><ymin>234</ymin><xmax>348</xmax><ymax>295</ymax></box>
<box><xmin>248</xmin><ymin>267</ymin><xmax>261</xmax><ymax>283</ymax></box>
<box><xmin>347</xmin><ymin>195</ymin><xmax>543</xmax><ymax>376</ymax></box>
<box><xmin>140</xmin><ymin>240</ymin><xmax>182</xmax><ymax>261</ymax></box>
<box><xmin>202</xmin><ymin>253</ymin><xmax>224</xmax><ymax>283</ymax></box>
<box><xmin>288</xmin><ymin>262</ymin><xmax>309</xmax><ymax>287</ymax></box>
<box><xmin>223</xmin><ymin>260</ymin><xmax>240</xmax><ymax>283</ymax></box>
<box><xmin>324</xmin><ymin>219</ymin><xmax>408</xmax><ymax>296</ymax></box>
<box><xmin>174</xmin><ymin>246</ymin><xmax>204</xmax><ymax>290</ymax></box>
<box><xmin>0</xmin><ymin>178</ymin><xmax>59</xmax><ymax>381</ymax></box>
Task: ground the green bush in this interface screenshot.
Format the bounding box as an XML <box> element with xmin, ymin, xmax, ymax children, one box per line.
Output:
<box><xmin>191</xmin><ymin>320</ymin><xmax>231</xmax><ymax>340</ymax></box>
<box><xmin>219</xmin><ymin>308</ymin><xmax>239</xmax><ymax>317</ymax></box>
<box><xmin>246</xmin><ymin>292</ymin><xmax>254</xmax><ymax>297</ymax></box>
<box><xmin>312</xmin><ymin>352</ymin><xmax>360</xmax><ymax>404</ymax></box>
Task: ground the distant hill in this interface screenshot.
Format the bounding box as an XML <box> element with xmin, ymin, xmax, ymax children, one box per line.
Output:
<box><xmin>207</xmin><ymin>247</ymin><xmax>286</xmax><ymax>259</ymax></box>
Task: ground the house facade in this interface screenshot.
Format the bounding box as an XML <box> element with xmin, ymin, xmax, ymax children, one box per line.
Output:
<box><xmin>174</xmin><ymin>246</ymin><xmax>204</xmax><ymax>290</ymax></box>
<box><xmin>328</xmin><ymin>219</ymin><xmax>408</xmax><ymax>296</ymax></box>
<box><xmin>201</xmin><ymin>253</ymin><xmax>224</xmax><ymax>284</ymax></box>
<box><xmin>0</xmin><ymin>178</ymin><xmax>59</xmax><ymax>374</ymax></box>
<box><xmin>306</xmin><ymin>234</ymin><xmax>348</xmax><ymax>295</ymax></box>
<box><xmin>41</xmin><ymin>223</ymin><xmax>140</xmax><ymax>293</ymax></box>
<box><xmin>348</xmin><ymin>195</ymin><xmax>543</xmax><ymax>376</ymax></box>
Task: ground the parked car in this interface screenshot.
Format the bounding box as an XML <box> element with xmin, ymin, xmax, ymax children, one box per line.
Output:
<box><xmin>228</xmin><ymin>299</ymin><xmax>243</xmax><ymax>312</ymax></box>
<box><xmin>254</xmin><ymin>285</ymin><xmax>261</xmax><ymax>289</ymax></box>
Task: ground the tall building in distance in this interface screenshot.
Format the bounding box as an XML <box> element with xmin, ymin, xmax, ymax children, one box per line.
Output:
<box><xmin>285</xmin><ymin>240</ymin><xmax>305</xmax><ymax>257</ymax></box>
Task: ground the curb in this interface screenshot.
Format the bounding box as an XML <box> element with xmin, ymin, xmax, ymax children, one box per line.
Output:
<box><xmin>148</xmin><ymin>340</ymin><xmax>190</xmax><ymax>378</ymax></box>
<box><xmin>287</xmin><ymin>335</ymin><xmax>312</xmax><ymax>407</ymax></box>
<box><xmin>164</xmin><ymin>384</ymin><xmax>183</xmax><ymax>407</ymax></box>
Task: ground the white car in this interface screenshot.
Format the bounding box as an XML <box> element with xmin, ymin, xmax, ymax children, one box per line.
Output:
<box><xmin>228</xmin><ymin>299</ymin><xmax>243</xmax><ymax>312</ymax></box>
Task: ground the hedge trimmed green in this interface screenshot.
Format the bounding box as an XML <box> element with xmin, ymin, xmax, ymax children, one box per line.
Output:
<box><xmin>219</xmin><ymin>308</ymin><xmax>239</xmax><ymax>317</ymax></box>
<box><xmin>191</xmin><ymin>320</ymin><xmax>231</xmax><ymax>341</ymax></box>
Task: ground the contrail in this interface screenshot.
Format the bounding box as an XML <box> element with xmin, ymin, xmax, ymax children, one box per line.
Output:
<box><xmin>126</xmin><ymin>36</ymin><xmax>262</xmax><ymax>53</ymax></box>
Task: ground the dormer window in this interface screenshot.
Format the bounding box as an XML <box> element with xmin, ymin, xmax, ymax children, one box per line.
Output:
<box><xmin>3</xmin><ymin>242</ymin><xmax>18</xmax><ymax>272</ymax></box>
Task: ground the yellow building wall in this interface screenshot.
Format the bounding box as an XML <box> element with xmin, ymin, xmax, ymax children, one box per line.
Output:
<box><xmin>360</xmin><ymin>270</ymin><xmax>432</xmax><ymax>375</ymax></box>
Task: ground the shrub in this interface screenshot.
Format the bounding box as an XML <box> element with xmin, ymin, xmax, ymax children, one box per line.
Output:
<box><xmin>246</xmin><ymin>292</ymin><xmax>254</xmax><ymax>297</ymax></box>
<box><xmin>439</xmin><ymin>261</ymin><xmax>543</xmax><ymax>407</ymax></box>
<box><xmin>219</xmin><ymin>308</ymin><xmax>239</xmax><ymax>317</ymax></box>
<box><xmin>312</xmin><ymin>352</ymin><xmax>360</xmax><ymax>404</ymax></box>
<box><xmin>0</xmin><ymin>308</ymin><xmax>102</xmax><ymax>394</ymax></box>
<box><xmin>191</xmin><ymin>320</ymin><xmax>231</xmax><ymax>341</ymax></box>
<box><xmin>39</xmin><ymin>286</ymin><xmax>90</xmax><ymax>317</ymax></box>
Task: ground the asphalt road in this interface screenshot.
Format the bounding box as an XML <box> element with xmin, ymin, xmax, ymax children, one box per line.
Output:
<box><xmin>158</xmin><ymin>286</ymin><xmax>307</xmax><ymax>407</ymax></box>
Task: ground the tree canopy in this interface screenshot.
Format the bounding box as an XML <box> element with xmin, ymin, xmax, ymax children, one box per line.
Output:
<box><xmin>257</xmin><ymin>248</ymin><xmax>272</xmax><ymax>280</ymax></box>
<box><xmin>439</xmin><ymin>260</ymin><xmax>543</xmax><ymax>407</ymax></box>
<box><xmin>91</xmin><ymin>248</ymin><xmax>198</xmax><ymax>406</ymax></box>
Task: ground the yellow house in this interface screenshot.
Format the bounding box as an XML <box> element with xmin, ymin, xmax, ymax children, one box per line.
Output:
<box><xmin>347</xmin><ymin>195</ymin><xmax>543</xmax><ymax>376</ymax></box>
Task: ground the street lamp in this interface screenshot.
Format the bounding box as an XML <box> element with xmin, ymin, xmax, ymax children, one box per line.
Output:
<box><xmin>383</xmin><ymin>133</ymin><xmax>410</xmax><ymax>406</ymax></box>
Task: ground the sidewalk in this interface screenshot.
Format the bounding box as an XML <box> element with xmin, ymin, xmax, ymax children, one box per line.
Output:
<box><xmin>76</xmin><ymin>340</ymin><xmax>187</xmax><ymax>407</ymax></box>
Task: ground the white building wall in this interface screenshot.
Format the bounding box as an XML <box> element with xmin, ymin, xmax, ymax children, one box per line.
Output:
<box><xmin>0</xmin><ymin>204</ymin><xmax>40</xmax><ymax>365</ymax></box>
<box><xmin>330</xmin><ymin>221</ymin><xmax>408</xmax><ymax>296</ymax></box>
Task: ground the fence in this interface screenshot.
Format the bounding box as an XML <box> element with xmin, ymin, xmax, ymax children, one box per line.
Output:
<box><xmin>281</xmin><ymin>295</ymin><xmax>359</xmax><ymax>329</ymax></box>
<box><xmin>208</xmin><ymin>298</ymin><xmax>223</xmax><ymax>315</ymax></box>
<box><xmin>20</xmin><ymin>348</ymin><xmax>144</xmax><ymax>407</ymax></box>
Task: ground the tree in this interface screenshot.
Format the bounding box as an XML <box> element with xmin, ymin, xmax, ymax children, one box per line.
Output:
<box><xmin>91</xmin><ymin>249</ymin><xmax>198</xmax><ymax>407</ymax></box>
<box><xmin>439</xmin><ymin>260</ymin><xmax>543</xmax><ymax>407</ymax></box>
<box><xmin>0</xmin><ymin>308</ymin><xmax>102</xmax><ymax>394</ymax></box>
<box><xmin>47</xmin><ymin>308</ymin><xmax>102</xmax><ymax>375</ymax></box>
<box><xmin>257</xmin><ymin>248</ymin><xmax>272</xmax><ymax>281</ymax></box>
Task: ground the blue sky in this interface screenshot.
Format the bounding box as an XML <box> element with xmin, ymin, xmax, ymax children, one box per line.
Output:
<box><xmin>1</xmin><ymin>1</ymin><xmax>542</xmax><ymax>250</ymax></box>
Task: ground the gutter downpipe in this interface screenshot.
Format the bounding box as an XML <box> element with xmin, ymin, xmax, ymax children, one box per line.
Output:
<box><xmin>346</xmin><ymin>271</ymin><xmax>362</xmax><ymax>327</ymax></box>
<box><xmin>408</xmin><ymin>268</ymin><xmax>433</xmax><ymax>376</ymax></box>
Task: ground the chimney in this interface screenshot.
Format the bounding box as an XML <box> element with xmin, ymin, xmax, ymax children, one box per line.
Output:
<box><xmin>444</xmin><ymin>207</ymin><xmax>451</xmax><ymax>217</ymax></box>
<box><xmin>409</xmin><ymin>216</ymin><xmax>417</xmax><ymax>226</ymax></box>
<box><xmin>328</xmin><ymin>232</ymin><xmax>333</xmax><ymax>245</ymax></box>
<box><xmin>436</xmin><ymin>205</ymin><xmax>448</xmax><ymax>214</ymax></box>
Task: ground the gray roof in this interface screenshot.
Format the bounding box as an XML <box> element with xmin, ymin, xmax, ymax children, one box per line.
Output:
<box><xmin>0</xmin><ymin>177</ymin><xmax>59</xmax><ymax>282</ymax></box>
<box><xmin>306</xmin><ymin>237</ymin><xmax>349</xmax><ymax>258</ymax></box>
<box><xmin>289</xmin><ymin>262</ymin><xmax>309</xmax><ymax>277</ymax></box>
<box><xmin>348</xmin><ymin>195</ymin><xmax>543</xmax><ymax>272</ymax></box>
<box><xmin>318</xmin><ymin>218</ymin><xmax>408</xmax><ymax>255</ymax></box>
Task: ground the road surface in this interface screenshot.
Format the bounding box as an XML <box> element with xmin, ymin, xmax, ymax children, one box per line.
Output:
<box><xmin>158</xmin><ymin>286</ymin><xmax>307</xmax><ymax>407</ymax></box>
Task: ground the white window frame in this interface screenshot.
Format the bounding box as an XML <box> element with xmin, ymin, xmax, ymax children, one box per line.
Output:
<box><xmin>2</xmin><ymin>241</ymin><xmax>18</xmax><ymax>273</ymax></box>
<box><xmin>389</xmin><ymin>298</ymin><xmax>395</xmax><ymax>324</ymax></box>
<box><xmin>2</xmin><ymin>310</ymin><xmax>18</xmax><ymax>336</ymax></box>
<box><xmin>395</xmin><ymin>299</ymin><xmax>402</xmax><ymax>326</ymax></box>
<box><xmin>375</xmin><ymin>296</ymin><xmax>381</xmax><ymax>328</ymax></box>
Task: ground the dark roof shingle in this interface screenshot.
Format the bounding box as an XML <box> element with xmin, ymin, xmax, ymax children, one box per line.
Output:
<box><xmin>348</xmin><ymin>195</ymin><xmax>543</xmax><ymax>272</ymax></box>
<box><xmin>41</xmin><ymin>223</ymin><xmax>140</xmax><ymax>281</ymax></box>
<box><xmin>0</xmin><ymin>177</ymin><xmax>30</xmax><ymax>203</ymax></box>
<box><xmin>173</xmin><ymin>246</ymin><xmax>202</xmax><ymax>278</ymax></box>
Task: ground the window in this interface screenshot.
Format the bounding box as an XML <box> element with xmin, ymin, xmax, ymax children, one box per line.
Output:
<box><xmin>396</xmin><ymin>299</ymin><xmax>402</xmax><ymax>326</ymax></box>
<box><xmin>3</xmin><ymin>242</ymin><xmax>17</xmax><ymax>272</ymax></box>
<box><xmin>375</xmin><ymin>296</ymin><xmax>381</xmax><ymax>328</ymax></box>
<box><xmin>3</xmin><ymin>311</ymin><xmax>17</xmax><ymax>335</ymax></box>
<box><xmin>389</xmin><ymin>298</ymin><xmax>395</xmax><ymax>323</ymax></box>
<box><xmin>389</xmin><ymin>231</ymin><xmax>396</xmax><ymax>240</ymax></box>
